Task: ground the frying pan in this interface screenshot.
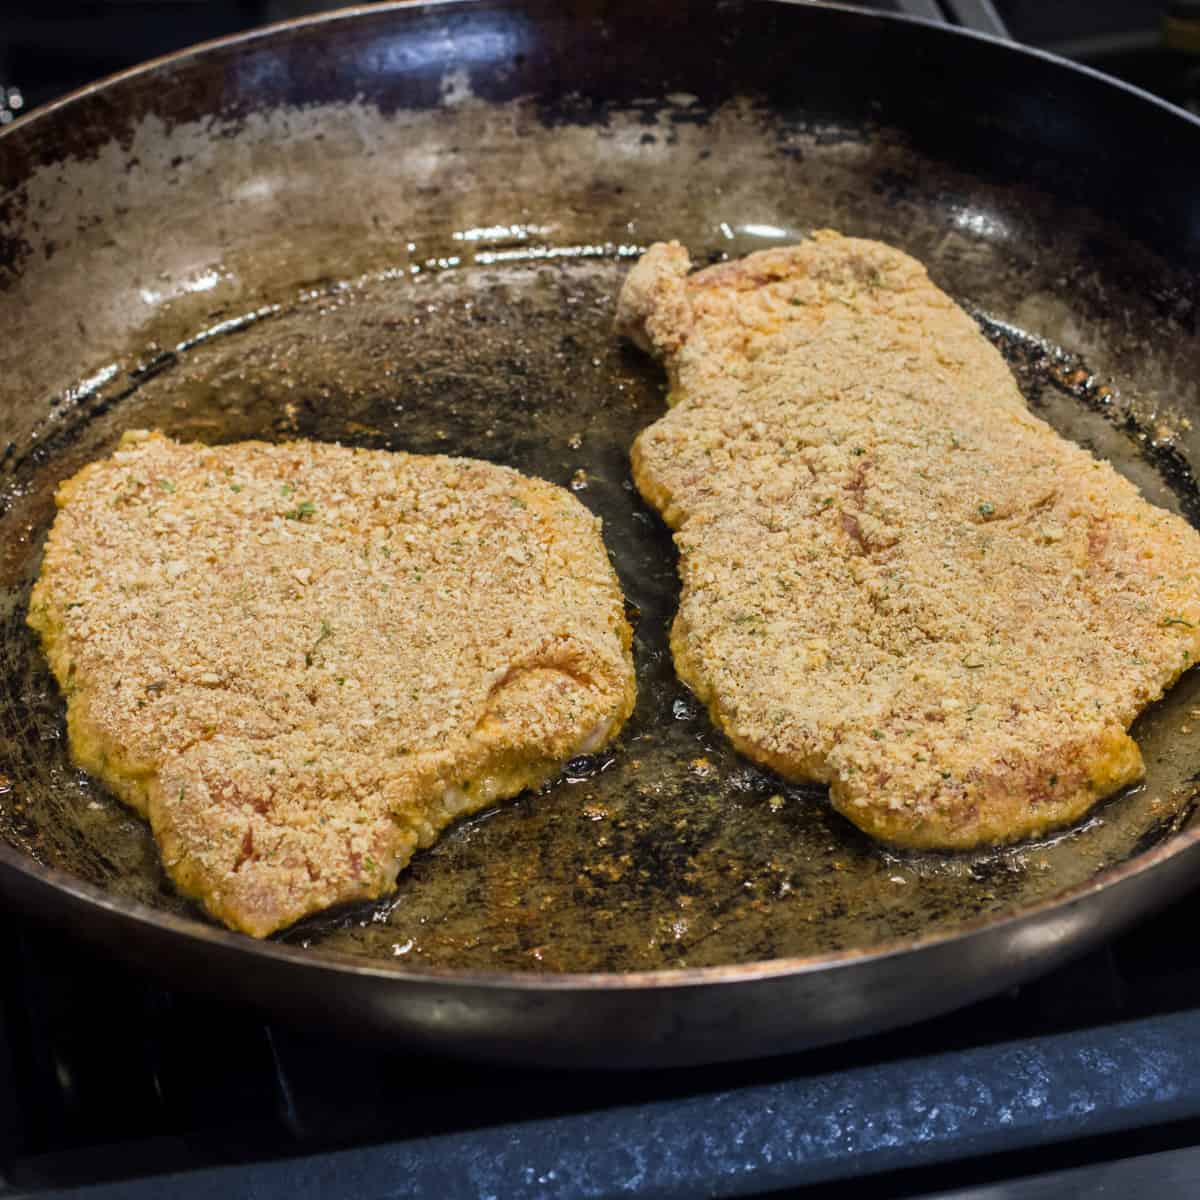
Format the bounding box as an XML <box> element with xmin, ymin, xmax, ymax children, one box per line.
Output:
<box><xmin>2</xmin><ymin>0</ymin><xmax>1200</xmax><ymax>1069</ymax></box>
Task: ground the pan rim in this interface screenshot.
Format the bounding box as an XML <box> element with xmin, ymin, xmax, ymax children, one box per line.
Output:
<box><xmin>3</xmin><ymin>822</ymin><xmax>1198</xmax><ymax>990</ymax></box>
<box><xmin>3</xmin><ymin>0</ymin><xmax>1200</xmax><ymax>993</ymax></box>
<box><xmin>1</xmin><ymin>0</ymin><xmax>1199</xmax><ymax>148</ymax></box>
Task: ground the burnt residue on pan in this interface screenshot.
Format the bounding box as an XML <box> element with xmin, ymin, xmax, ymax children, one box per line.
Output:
<box><xmin>1</xmin><ymin>0</ymin><xmax>1200</xmax><ymax>978</ymax></box>
<box><xmin>2</xmin><ymin>248</ymin><xmax>1200</xmax><ymax>973</ymax></box>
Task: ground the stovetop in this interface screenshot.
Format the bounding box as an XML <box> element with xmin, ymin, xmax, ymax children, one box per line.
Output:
<box><xmin>7</xmin><ymin>890</ymin><xmax>1200</xmax><ymax>1199</ymax></box>
<box><xmin>6</xmin><ymin>2</ymin><xmax>1200</xmax><ymax>1197</ymax></box>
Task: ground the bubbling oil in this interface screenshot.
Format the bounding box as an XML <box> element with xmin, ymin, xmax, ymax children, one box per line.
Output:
<box><xmin>1</xmin><ymin>252</ymin><xmax>1197</xmax><ymax>973</ymax></box>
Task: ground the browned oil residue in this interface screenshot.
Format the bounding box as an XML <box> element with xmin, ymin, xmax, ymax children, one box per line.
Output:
<box><xmin>1</xmin><ymin>257</ymin><xmax>1198</xmax><ymax>973</ymax></box>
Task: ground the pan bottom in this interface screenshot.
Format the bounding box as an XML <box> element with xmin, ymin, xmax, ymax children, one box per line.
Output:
<box><xmin>2</xmin><ymin>252</ymin><xmax>1198</xmax><ymax>973</ymax></box>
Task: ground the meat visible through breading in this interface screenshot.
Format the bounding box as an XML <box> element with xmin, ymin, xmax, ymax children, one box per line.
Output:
<box><xmin>28</xmin><ymin>431</ymin><xmax>635</xmax><ymax>936</ymax></box>
<box><xmin>617</xmin><ymin>232</ymin><xmax>1200</xmax><ymax>848</ymax></box>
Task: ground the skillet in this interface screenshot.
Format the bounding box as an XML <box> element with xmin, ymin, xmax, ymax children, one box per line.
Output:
<box><xmin>1</xmin><ymin>0</ymin><xmax>1200</xmax><ymax>1067</ymax></box>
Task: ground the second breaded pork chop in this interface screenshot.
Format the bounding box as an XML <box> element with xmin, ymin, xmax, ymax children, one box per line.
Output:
<box><xmin>617</xmin><ymin>231</ymin><xmax>1200</xmax><ymax>849</ymax></box>
<box><xmin>28</xmin><ymin>431</ymin><xmax>636</xmax><ymax>936</ymax></box>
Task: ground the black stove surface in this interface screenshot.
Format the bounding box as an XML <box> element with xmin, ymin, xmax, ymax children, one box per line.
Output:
<box><xmin>7</xmin><ymin>2</ymin><xmax>1200</xmax><ymax>1197</ymax></box>
<box><xmin>7</xmin><ymin>893</ymin><xmax>1200</xmax><ymax>1198</ymax></box>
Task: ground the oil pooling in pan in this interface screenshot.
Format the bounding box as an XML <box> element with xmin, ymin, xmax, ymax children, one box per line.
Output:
<box><xmin>1</xmin><ymin>247</ymin><xmax>1198</xmax><ymax>973</ymax></box>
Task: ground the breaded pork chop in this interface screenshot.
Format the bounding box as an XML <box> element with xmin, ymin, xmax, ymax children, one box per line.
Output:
<box><xmin>617</xmin><ymin>232</ymin><xmax>1200</xmax><ymax>849</ymax></box>
<box><xmin>29</xmin><ymin>431</ymin><xmax>635</xmax><ymax>936</ymax></box>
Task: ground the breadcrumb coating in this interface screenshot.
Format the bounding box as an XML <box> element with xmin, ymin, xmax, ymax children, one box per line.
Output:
<box><xmin>29</xmin><ymin>431</ymin><xmax>635</xmax><ymax>935</ymax></box>
<box><xmin>618</xmin><ymin>232</ymin><xmax>1200</xmax><ymax>848</ymax></box>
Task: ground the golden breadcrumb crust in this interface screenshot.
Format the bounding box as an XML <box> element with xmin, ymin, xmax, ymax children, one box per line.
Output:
<box><xmin>29</xmin><ymin>432</ymin><xmax>635</xmax><ymax>935</ymax></box>
<box><xmin>618</xmin><ymin>232</ymin><xmax>1200</xmax><ymax>848</ymax></box>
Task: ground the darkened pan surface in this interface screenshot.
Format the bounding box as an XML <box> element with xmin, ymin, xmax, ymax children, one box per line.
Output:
<box><xmin>1</xmin><ymin>0</ymin><xmax>1200</xmax><ymax>1066</ymax></box>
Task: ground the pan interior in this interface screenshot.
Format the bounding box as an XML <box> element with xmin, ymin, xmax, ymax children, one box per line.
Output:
<box><xmin>2</xmin><ymin>246</ymin><xmax>1199</xmax><ymax>974</ymax></box>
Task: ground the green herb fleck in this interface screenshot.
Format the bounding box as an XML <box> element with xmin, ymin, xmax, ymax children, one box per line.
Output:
<box><xmin>158</xmin><ymin>479</ymin><xmax>176</xmax><ymax>493</ymax></box>
<box><xmin>871</xmin><ymin>729</ymin><xmax>884</xmax><ymax>740</ymax></box>
<box><xmin>1163</xmin><ymin>616</ymin><xmax>1195</xmax><ymax>628</ymax></box>
<box><xmin>280</xmin><ymin>483</ymin><xmax>295</xmax><ymax>497</ymax></box>
<box><xmin>1049</xmin><ymin>775</ymin><xmax>1058</xmax><ymax>788</ymax></box>
<box><xmin>851</xmin><ymin>447</ymin><xmax>865</xmax><ymax>457</ymax></box>
<box><xmin>305</xmin><ymin>620</ymin><xmax>333</xmax><ymax>667</ymax></box>
<box><xmin>978</xmin><ymin>501</ymin><xmax>995</xmax><ymax>517</ymax></box>
<box><xmin>962</xmin><ymin>659</ymin><xmax>985</xmax><ymax>670</ymax></box>
<box><xmin>229</xmin><ymin>482</ymin><xmax>243</xmax><ymax>493</ymax></box>
<box><xmin>284</xmin><ymin>500</ymin><xmax>316</xmax><ymax>521</ymax></box>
